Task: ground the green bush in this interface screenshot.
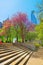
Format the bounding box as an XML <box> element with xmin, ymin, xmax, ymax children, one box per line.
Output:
<box><xmin>41</xmin><ymin>43</ymin><xmax>43</xmax><ymax>47</ymax></box>
<box><xmin>18</xmin><ymin>38</ymin><xmax>22</xmax><ymax>42</ymax></box>
<box><xmin>34</xmin><ymin>43</ymin><xmax>40</xmax><ymax>48</ymax></box>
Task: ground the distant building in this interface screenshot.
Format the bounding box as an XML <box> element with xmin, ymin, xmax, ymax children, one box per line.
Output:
<box><xmin>31</xmin><ymin>10</ymin><xmax>38</xmax><ymax>24</ymax></box>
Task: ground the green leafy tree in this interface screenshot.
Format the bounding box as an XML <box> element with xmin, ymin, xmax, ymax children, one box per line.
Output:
<box><xmin>35</xmin><ymin>22</ymin><xmax>43</xmax><ymax>42</ymax></box>
<box><xmin>25</xmin><ymin>32</ymin><xmax>37</xmax><ymax>42</ymax></box>
<box><xmin>36</xmin><ymin>0</ymin><xmax>43</xmax><ymax>44</ymax></box>
<box><xmin>37</xmin><ymin>0</ymin><xmax>43</xmax><ymax>20</ymax></box>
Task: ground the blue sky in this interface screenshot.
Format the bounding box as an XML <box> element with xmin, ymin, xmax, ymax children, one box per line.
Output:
<box><xmin>0</xmin><ymin>0</ymin><xmax>40</xmax><ymax>22</ymax></box>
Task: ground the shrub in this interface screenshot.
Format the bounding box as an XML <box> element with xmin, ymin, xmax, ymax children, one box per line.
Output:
<box><xmin>41</xmin><ymin>43</ymin><xmax>43</xmax><ymax>47</ymax></box>
<box><xmin>34</xmin><ymin>43</ymin><xmax>40</xmax><ymax>48</ymax></box>
<box><xmin>18</xmin><ymin>38</ymin><xmax>22</xmax><ymax>42</ymax></box>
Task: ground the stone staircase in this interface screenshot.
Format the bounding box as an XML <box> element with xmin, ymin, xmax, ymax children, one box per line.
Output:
<box><xmin>0</xmin><ymin>43</ymin><xmax>33</xmax><ymax>65</ymax></box>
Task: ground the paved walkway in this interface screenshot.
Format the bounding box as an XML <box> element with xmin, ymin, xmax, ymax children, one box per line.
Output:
<box><xmin>27</xmin><ymin>47</ymin><xmax>43</xmax><ymax>65</ymax></box>
<box><xmin>27</xmin><ymin>57</ymin><xmax>43</xmax><ymax>65</ymax></box>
